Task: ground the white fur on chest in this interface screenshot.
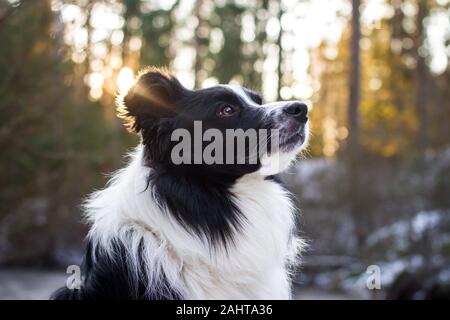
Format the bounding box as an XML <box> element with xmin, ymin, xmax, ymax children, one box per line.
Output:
<box><xmin>85</xmin><ymin>146</ymin><xmax>303</xmax><ymax>299</ymax></box>
<box><xmin>179</xmin><ymin>174</ymin><xmax>301</xmax><ymax>299</ymax></box>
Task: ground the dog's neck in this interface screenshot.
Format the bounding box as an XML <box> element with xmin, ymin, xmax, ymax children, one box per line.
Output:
<box><xmin>147</xmin><ymin>165</ymin><xmax>243</xmax><ymax>248</ymax></box>
<box><xmin>84</xmin><ymin>145</ymin><xmax>303</xmax><ymax>299</ymax></box>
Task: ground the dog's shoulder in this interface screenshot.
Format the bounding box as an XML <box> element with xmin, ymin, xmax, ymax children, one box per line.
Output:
<box><xmin>51</xmin><ymin>236</ymin><xmax>183</xmax><ymax>300</ymax></box>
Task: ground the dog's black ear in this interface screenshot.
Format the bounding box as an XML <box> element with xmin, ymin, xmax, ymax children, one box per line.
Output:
<box><xmin>117</xmin><ymin>67</ymin><xmax>186</xmax><ymax>133</ymax></box>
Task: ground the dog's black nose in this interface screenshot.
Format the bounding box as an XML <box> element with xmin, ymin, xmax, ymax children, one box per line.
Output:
<box><xmin>283</xmin><ymin>102</ymin><xmax>308</xmax><ymax>122</ymax></box>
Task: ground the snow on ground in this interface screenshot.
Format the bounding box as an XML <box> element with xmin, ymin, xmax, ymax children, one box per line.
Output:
<box><xmin>0</xmin><ymin>269</ymin><xmax>356</xmax><ymax>300</ymax></box>
<box><xmin>0</xmin><ymin>269</ymin><xmax>67</xmax><ymax>300</ymax></box>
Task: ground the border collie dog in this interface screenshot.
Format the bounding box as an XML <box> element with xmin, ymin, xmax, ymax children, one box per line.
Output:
<box><xmin>53</xmin><ymin>67</ymin><xmax>309</xmax><ymax>300</ymax></box>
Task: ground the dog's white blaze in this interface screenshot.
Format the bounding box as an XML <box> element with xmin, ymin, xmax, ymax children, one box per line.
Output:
<box><xmin>84</xmin><ymin>146</ymin><xmax>305</xmax><ymax>299</ymax></box>
<box><xmin>260</xmin><ymin>121</ymin><xmax>310</xmax><ymax>175</ymax></box>
<box><xmin>220</xmin><ymin>85</ymin><xmax>310</xmax><ymax>176</ymax></box>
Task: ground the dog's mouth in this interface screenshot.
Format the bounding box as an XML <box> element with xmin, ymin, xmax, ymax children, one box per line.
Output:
<box><xmin>278</xmin><ymin>127</ymin><xmax>306</xmax><ymax>152</ymax></box>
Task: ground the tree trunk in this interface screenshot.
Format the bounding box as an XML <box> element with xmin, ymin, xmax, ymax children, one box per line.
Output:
<box><xmin>347</xmin><ymin>0</ymin><xmax>364</xmax><ymax>251</ymax></box>
<box><xmin>390</xmin><ymin>0</ymin><xmax>405</xmax><ymax>112</ymax></box>
<box><xmin>193</xmin><ymin>0</ymin><xmax>205</xmax><ymax>88</ymax></box>
<box><xmin>254</xmin><ymin>0</ymin><xmax>269</xmax><ymax>92</ymax></box>
<box><xmin>347</xmin><ymin>0</ymin><xmax>361</xmax><ymax>157</ymax></box>
<box><xmin>276</xmin><ymin>1</ymin><xmax>283</xmax><ymax>100</ymax></box>
<box><xmin>414</xmin><ymin>1</ymin><xmax>429</xmax><ymax>155</ymax></box>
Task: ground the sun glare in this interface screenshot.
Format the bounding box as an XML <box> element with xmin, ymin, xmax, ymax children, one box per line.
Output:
<box><xmin>117</xmin><ymin>67</ymin><xmax>135</xmax><ymax>94</ymax></box>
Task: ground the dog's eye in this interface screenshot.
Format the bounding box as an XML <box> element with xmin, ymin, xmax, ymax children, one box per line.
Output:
<box><xmin>217</xmin><ymin>104</ymin><xmax>239</xmax><ymax>117</ymax></box>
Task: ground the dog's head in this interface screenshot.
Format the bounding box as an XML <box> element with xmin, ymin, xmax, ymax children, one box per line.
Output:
<box><xmin>117</xmin><ymin>67</ymin><xmax>309</xmax><ymax>178</ymax></box>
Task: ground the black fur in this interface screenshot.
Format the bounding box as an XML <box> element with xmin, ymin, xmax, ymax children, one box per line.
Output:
<box><xmin>150</xmin><ymin>168</ymin><xmax>242</xmax><ymax>248</ymax></box>
<box><xmin>52</xmin><ymin>234</ymin><xmax>183</xmax><ymax>300</ymax></box>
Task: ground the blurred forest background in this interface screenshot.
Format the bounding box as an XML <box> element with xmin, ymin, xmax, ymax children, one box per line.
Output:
<box><xmin>1</xmin><ymin>0</ymin><xmax>450</xmax><ymax>299</ymax></box>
